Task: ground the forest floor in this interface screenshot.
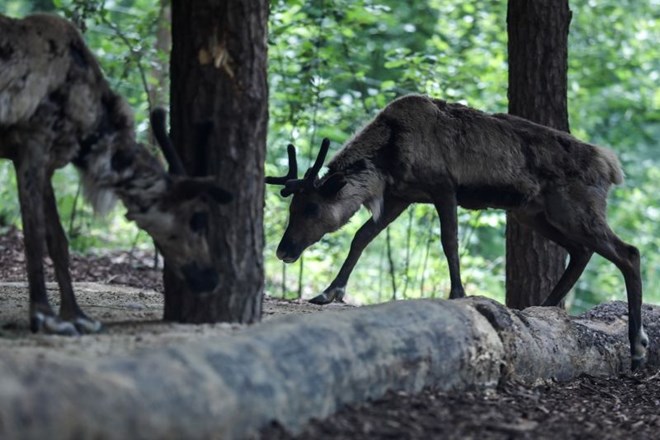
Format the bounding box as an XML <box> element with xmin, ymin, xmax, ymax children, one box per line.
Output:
<box><xmin>1</xmin><ymin>227</ymin><xmax>659</xmax><ymax>439</ymax></box>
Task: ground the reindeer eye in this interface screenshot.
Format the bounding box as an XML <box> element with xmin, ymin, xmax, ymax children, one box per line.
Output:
<box><xmin>303</xmin><ymin>202</ymin><xmax>319</xmax><ymax>218</ymax></box>
<box><xmin>189</xmin><ymin>211</ymin><xmax>208</xmax><ymax>233</ymax></box>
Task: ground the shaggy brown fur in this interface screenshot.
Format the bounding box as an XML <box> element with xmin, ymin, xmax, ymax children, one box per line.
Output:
<box><xmin>0</xmin><ymin>14</ymin><xmax>231</xmax><ymax>334</ymax></box>
<box><xmin>268</xmin><ymin>94</ymin><xmax>646</xmax><ymax>370</ymax></box>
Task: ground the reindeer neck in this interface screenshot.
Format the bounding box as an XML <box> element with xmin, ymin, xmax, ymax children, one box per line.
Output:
<box><xmin>331</xmin><ymin>162</ymin><xmax>386</xmax><ymax>222</ymax></box>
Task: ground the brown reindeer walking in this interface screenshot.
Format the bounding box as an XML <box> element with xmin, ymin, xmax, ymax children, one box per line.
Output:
<box><xmin>0</xmin><ymin>14</ymin><xmax>231</xmax><ymax>334</ymax></box>
<box><xmin>267</xmin><ymin>94</ymin><xmax>647</xmax><ymax>370</ymax></box>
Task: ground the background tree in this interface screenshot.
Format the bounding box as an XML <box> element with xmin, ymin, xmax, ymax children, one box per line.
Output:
<box><xmin>164</xmin><ymin>0</ymin><xmax>268</xmax><ymax>323</ymax></box>
<box><xmin>504</xmin><ymin>0</ymin><xmax>572</xmax><ymax>309</ymax></box>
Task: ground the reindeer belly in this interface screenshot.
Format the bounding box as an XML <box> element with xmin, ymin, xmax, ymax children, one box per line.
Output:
<box><xmin>388</xmin><ymin>181</ymin><xmax>434</xmax><ymax>203</ymax></box>
<box><xmin>456</xmin><ymin>184</ymin><xmax>527</xmax><ymax>209</ymax></box>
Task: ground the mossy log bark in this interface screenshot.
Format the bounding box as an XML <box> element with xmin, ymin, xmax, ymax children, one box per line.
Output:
<box><xmin>0</xmin><ymin>297</ymin><xmax>657</xmax><ymax>439</ymax></box>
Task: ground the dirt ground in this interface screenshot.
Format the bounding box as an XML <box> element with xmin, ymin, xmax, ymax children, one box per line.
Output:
<box><xmin>0</xmin><ymin>228</ymin><xmax>349</xmax><ymax>358</ymax></box>
<box><xmin>1</xmin><ymin>227</ymin><xmax>659</xmax><ymax>439</ymax></box>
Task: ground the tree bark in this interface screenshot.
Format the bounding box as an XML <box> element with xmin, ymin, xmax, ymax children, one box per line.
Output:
<box><xmin>505</xmin><ymin>0</ymin><xmax>572</xmax><ymax>309</ymax></box>
<box><xmin>165</xmin><ymin>0</ymin><xmax>268</xmax><ymax>323</ymax></box>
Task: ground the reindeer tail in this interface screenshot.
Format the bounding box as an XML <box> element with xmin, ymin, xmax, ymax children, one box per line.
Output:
<box><xmin>595</xmin><ymin>146</ymin><xmax>624</xmax><ymax>185</ymax></box>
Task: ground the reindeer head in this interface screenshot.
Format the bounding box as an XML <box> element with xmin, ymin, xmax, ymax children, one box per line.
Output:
<box><xmin>133</xmin><ymin>108</ymin><xmax>233</xmax><ymax>293</ymax></box>
<box><xmin>267</xmin><ymin>139</ymin><xmax>353</xmax><ymax>263</ymax></box>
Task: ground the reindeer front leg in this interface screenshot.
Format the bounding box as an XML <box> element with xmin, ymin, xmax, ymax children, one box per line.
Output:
<box><xmin>14</xmin><ymin>155</ymin><xmax>77</xmax><ymax>335</ymax></box>
<box><xmin>309</xmin><ymin>196</ymin><xmax>409</xmax><ymax>305</ymax></box>
<box><xmin>433</xmin><ymin>193</ymin><xmax>465</xmax><ymax>299</ymax></box>
<box><xmin>43</xmin><ymin>178</ymin><xmax>102</xmax><ymax>333</ymax></box>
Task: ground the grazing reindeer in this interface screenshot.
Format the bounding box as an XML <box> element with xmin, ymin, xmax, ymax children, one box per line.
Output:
<box><xmin>267</xmin><ymin>94</ymin><xmax>647</xmax><ymax>369</ymax></box>
<box><xmin>0</xmin><ymin>14</ymin><xmax>231</xmax><ymax>335</ymax></box>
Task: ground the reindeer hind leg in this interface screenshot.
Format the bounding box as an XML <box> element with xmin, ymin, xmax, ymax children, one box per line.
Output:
<box><xmin>544</xmin><ymin>186</ymin><xmax>646</xmax><ymax>370</ymax></box>
<box><xmin>512</xmin><ymin>211</ymin><xmax>593</xmax><ymax>307</ymax></box>
<box><xmin>574</xmin><ymin>228</ymin><xmax>645</xmax><ymax>370</ymax></box>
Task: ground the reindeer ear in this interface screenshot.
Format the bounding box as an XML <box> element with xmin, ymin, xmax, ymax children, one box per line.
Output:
<box><xmin>171</xmin><ymin>177</ymin><xmax>233</xmax><ymax>204</ymax></box>
<box><xmin>318</xmin><ymin>173</ymin><xmax>347</xmax><ymax>198</ymax></box>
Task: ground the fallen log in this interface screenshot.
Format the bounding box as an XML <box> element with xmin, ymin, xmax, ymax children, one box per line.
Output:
<box><xmin>0</xmin><ymin>297</ymin><xmax>657</xmax><ymax>439</ymax></box>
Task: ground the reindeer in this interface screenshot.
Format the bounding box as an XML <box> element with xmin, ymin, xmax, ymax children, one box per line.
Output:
<box><xmin>267</xmin><ymin>94</ymin><xmax>647</xmax><ymax>369</ymax></box>
<box><xmin>0</xmin><ymin>14</ymin><xmax>231</xmax><ymax>335</ymax></box>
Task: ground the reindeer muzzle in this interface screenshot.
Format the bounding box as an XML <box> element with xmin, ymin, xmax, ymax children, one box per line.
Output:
<box><xmin>276</xmin><ymin>239</ymin><xmax>303</xmax><ymax>263</ymax></box>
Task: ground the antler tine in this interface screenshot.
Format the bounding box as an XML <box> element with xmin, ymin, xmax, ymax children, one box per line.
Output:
<box><xmin>285</xmin><ymin>143</ymin><xmax>298</xmax><ymax>179</ymax></box>
<box><xmin>266</xmin><ymin>143</ymin><xmax>299</xmax><ymax>185</ymax></box>
<box><xmin>150</xmin><ymin>107</ymin><xmax>186</xmax><ymax>176</ymax></box>
<box><xmin>305</xmin><ymin>138</ymin><xmax>330</xmax><ymax>181</ymax></box>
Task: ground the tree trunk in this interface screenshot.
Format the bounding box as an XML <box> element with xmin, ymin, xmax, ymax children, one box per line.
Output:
<box><xmin>164</xmin><ymin>0</ymin><xmax>268</xmax><ymax>323</ymax></box>
<box><xmin>505</xmin><ymin>0</ymin><xmax>572</xmax><ymax>309</ymax></box>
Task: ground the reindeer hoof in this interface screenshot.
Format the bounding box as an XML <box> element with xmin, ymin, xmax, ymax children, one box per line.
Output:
<box><xmin>309</xmin><ymin>287</ymin><xmax>345</xmax><ymax>305</ymax></box>
<box><xmin>309</xmin><ymin>292</ymin><xmax>333</xmax><ymax>305</ymax></box>
<box><xmin>73</xmin><ymin>316</ymin><xmax>103</xmax><ymax>334</ymax></box>
<box><xmin>631</xmin><ymin>356</ymin><xmax>647</xmax><ymax>372</ymax></box>
<box><xmin>31</xmin><ymin>313</ymin><xmax>80</xmax><ymax>336</ymax></box>
<box><xmin>631</xmin><ymin>327</ymin><xmax>649</xmax><ymax>371</ymax></box>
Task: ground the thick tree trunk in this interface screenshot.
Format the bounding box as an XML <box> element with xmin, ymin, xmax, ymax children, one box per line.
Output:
<box><xmin>505</xmin><ymin>0</ymin><xmax>572</xmax><ymax>309</ymax></box>
<box><xmin>164</xmin><ymin>0</ymin><xmax>268</xmax><ymax>323</ymax></box>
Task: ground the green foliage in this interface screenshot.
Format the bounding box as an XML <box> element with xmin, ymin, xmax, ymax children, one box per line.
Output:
<box><xmin>0</xmin><ymin>163</ymin><xmax>19</xmax><ymax>227</ymax></box>
<box><xmin>0</xmin><ymin>0</ymin><xmax>657</xmax><ymax>311</ymax></box>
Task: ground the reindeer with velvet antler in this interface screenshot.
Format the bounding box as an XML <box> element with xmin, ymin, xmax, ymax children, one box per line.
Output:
<box><xmin>0</xmin><ymin>14</ymin><xmax>231</xmax><ymax>334</ymax></box>
<box><xmin>267</xmin><ymin>94</ymin><xmax>647</xmax><ymax>370</ymax></box>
